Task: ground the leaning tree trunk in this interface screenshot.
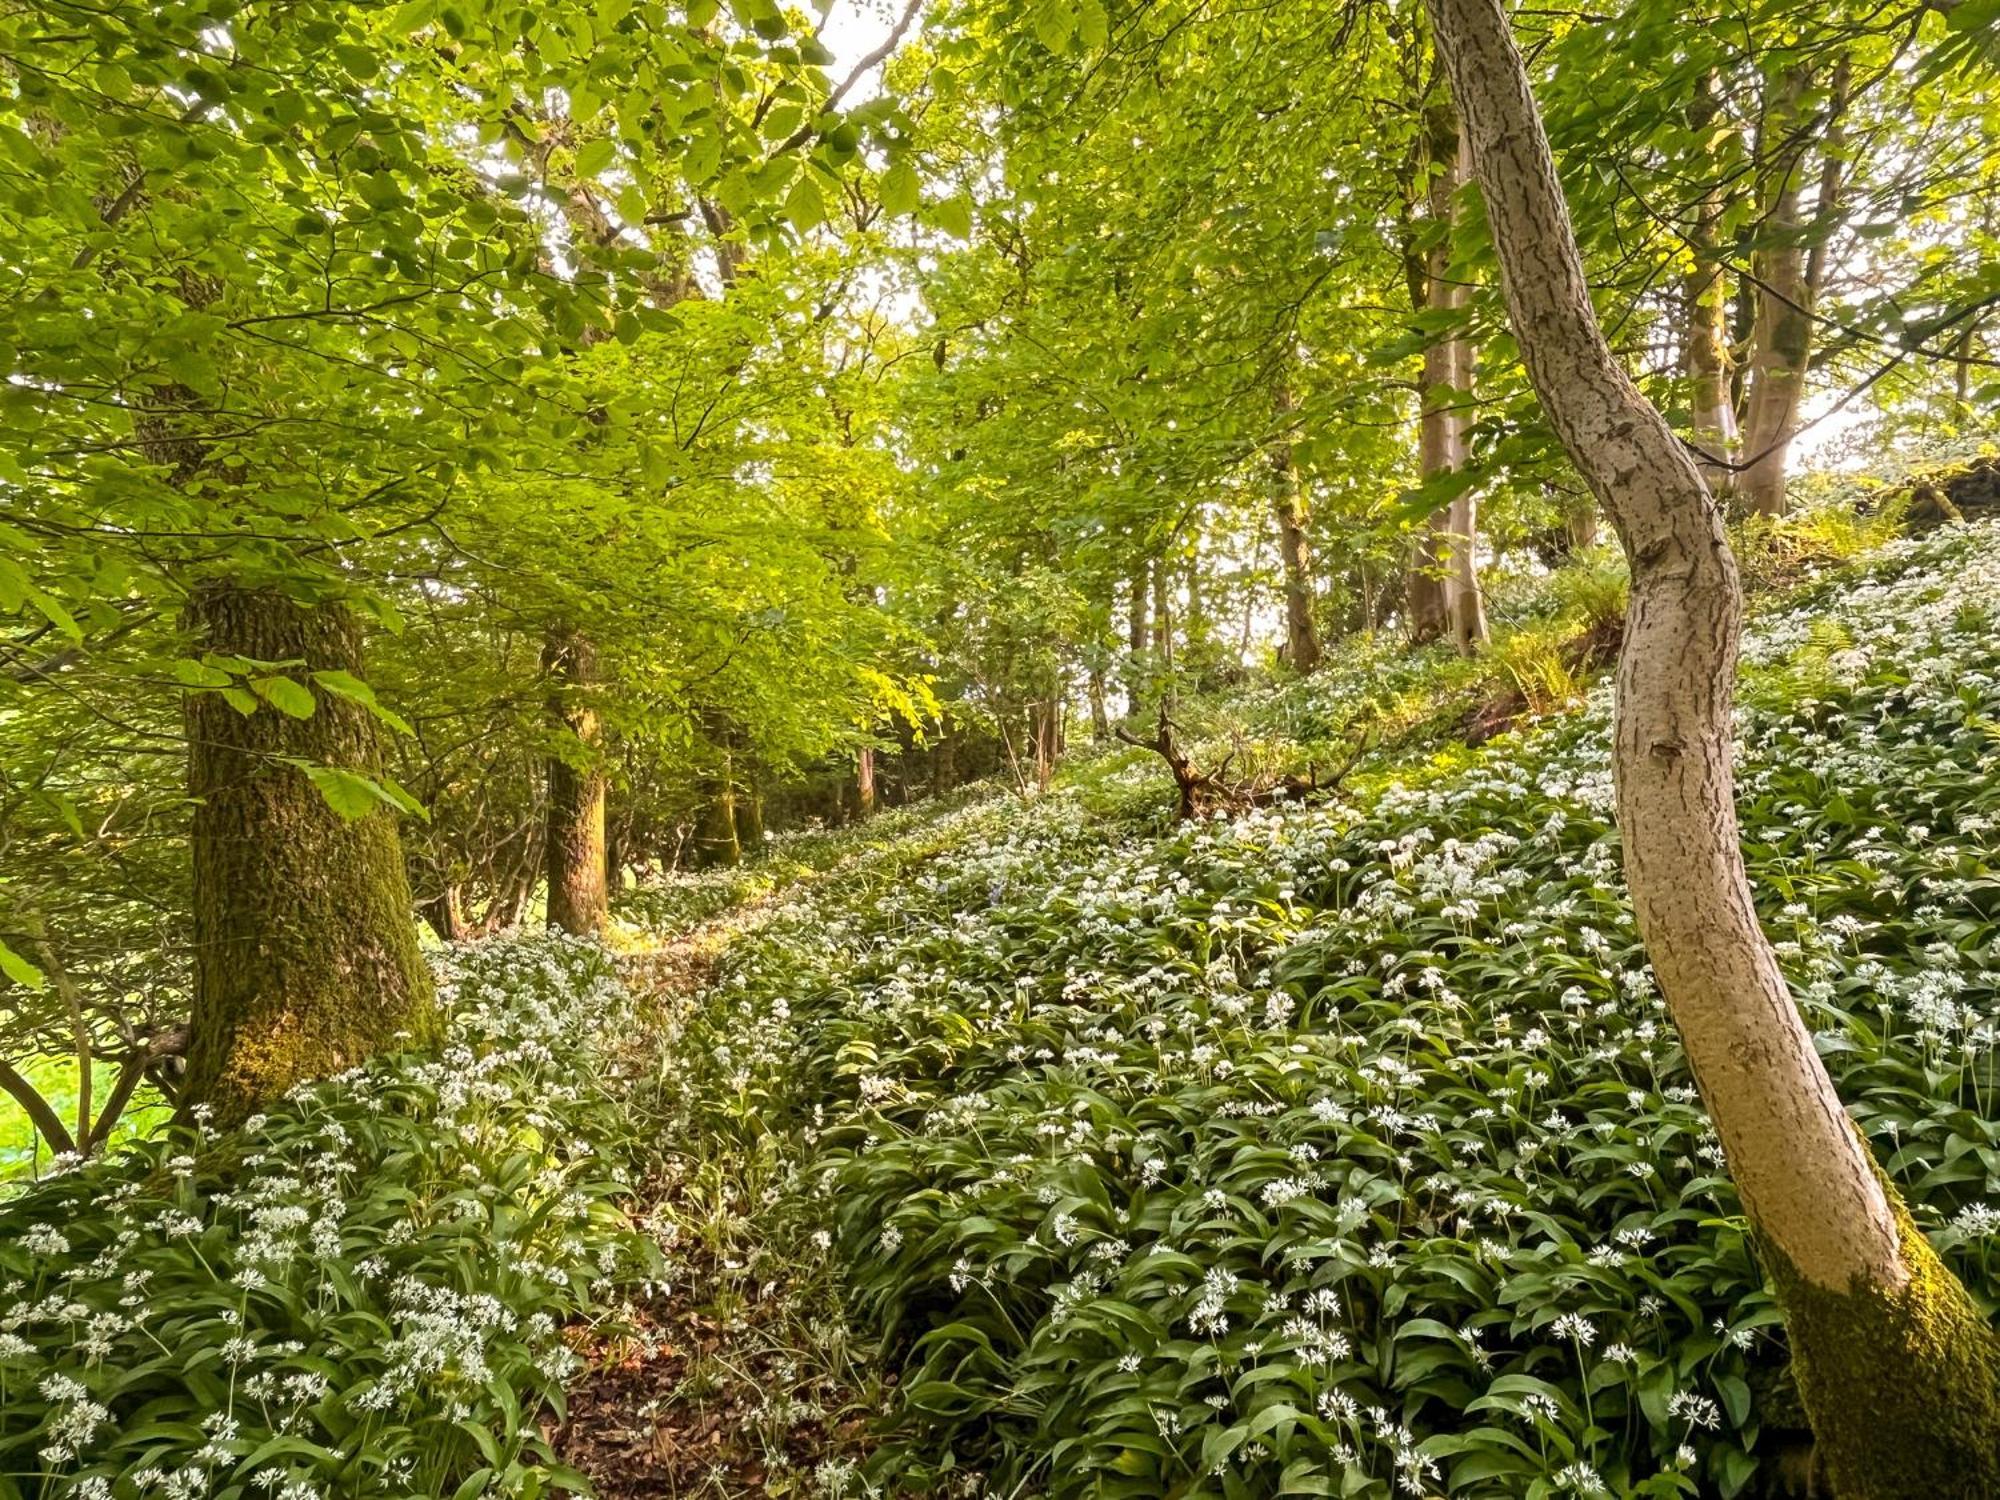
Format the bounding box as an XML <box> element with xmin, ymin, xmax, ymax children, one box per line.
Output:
<box><xmin>1425</xmin><ymin>0</ymin><xmax>2000</xmax><ymax>1492</ymax></box>
<box><xmin>542</xmin><ymin>626</ymin><xmax>608</xmax><ymax>935</ymax></box>
<box><xmin>1270</xmin><ymin>385</ymin><xmax>1324</xmax><ymax>674</ymax></box>
<box><xmin>183</xmin><ymin>587</ymin><xmax>434</xmax><ymax>1121</ymax></box>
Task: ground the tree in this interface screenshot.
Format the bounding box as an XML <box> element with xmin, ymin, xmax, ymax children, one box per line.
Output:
<box><xmin>1425</xmin><ymin>0</ymin><xmax>2000</xmax><ymax>1491</ymax></box>
<box><xmin>542</xmin><ymin>626</ymin><xmax>609</xmax><ymax>936</ymax></box>
<box><xmin>1268</xmin><ymin>383</ymin><xmax>1323</xmax><ymax>674</ymax></box>
<box><xmin>182</xmin><ymin>590</ymin><xmax>433</xmax><ymax>1120</ymax></box>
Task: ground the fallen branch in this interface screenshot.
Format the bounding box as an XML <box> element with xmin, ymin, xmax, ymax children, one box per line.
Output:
<box><xmin>1117</xmin><ymin>703</ymin><xmax>1372</xmax><ymax>819</ymax></box>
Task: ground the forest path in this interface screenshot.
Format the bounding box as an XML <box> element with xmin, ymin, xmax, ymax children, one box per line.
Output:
<box><xmin>552</xmin><ymin>844</ymin><xmax>921</xmax><ymax>1499</ymax></box>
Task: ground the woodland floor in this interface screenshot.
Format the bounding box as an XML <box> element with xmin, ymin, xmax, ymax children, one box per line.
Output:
<box><xmin>557</xmin><ymin>896</ymin><xmax>885</xmax><ymax>1499</ymax></box>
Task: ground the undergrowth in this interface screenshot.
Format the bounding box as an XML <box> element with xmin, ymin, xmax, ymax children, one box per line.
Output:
<box><xmin>648</xmin><ymin>520</ymin><xmax>2000</xmax><ymax>1498</ymax></box>
<box><xmin>0</xmin><ymin>936</ymin><xmax>655</xmax><ymax>1500</ymax></box>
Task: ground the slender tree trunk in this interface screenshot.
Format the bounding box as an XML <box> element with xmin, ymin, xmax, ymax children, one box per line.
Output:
<box><xmin>1088</xmin><ymin>666</ymin><xmax>1111</xmax><ymax>741</ymax></box>
<box><xmin>1409</xmin><ymin>98</ymin><xmax>1487</xmax><ymax>651</ymax></box>
<box><xmin>1030</xmin><ymin>695</ymin><xmax>1059</xmax><ymax>791</ymax></box>
<box><xmin>1427</xmin><ymin>1</ymin><xmax>2000</xmax><ymax>1491</ymax></box>
<box><xmin>1955</xmin><ymin>320</ymin><xmax>1980</xmax><ymax>422</ymax></box>
<box><xmin>542</xmin><ymin>626</ymin><xmax>608</xmax><ymax>935</ymax></box>
<box><xmin>1152</xmin><ymin>562</ymin><xmax>1177</xmax><ymax>708</ymax></box>
<box><xmin>933</xmin><ymin>711</ymin><xmax>959</xmax><ymax>796</ymax></box>
<box><xmin>857</xmin><ymin>744</ymin><xmax>877</xmax><ymax>817</ymax></box>
<box><xmin>1741</xmin><ymin>60</ymin><xmax>1846</xmax><ymax>517</ymax></box>
<box><xmin>1270</xmin><ymin>385</ymin><xmax>1324</xmax><ymax>673</ymax></box>
<box><xmin>1445</xmin><ymin>489</ymin><xmax>1487</xmax><ymax>654</ymax></box>
<box><xmin>183</xmin><ymin>587</ymin><xmax>434</xmax><ymax>1121</ymax></box>
<box><xmin>1684</xmin><ymin>78</ymin><xmax>1741</xmax><ymax>496</ymax></box>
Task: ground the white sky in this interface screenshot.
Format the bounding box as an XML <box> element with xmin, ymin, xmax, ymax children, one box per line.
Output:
<box><xmin>817</xmin><ymin>0</ymin><xmax>909</xmax><ymax>96</ymax></box>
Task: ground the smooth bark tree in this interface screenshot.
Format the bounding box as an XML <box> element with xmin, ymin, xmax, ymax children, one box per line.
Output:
<box><xmin>1406</xmin><ymin>96</ymin><xmax>1488</xmax><ymax>652</ymax></box>
<box><xmin>1126</xmin><ymin>561</ymin><xmax>1151</xmax><ymax>713</ymax></box>
<box><xmin>1740</xmin><ymin>58</ymin><xmax>1849</xmax><ymax>517</ymax></box>
<box><xmin>183</xmin><ymin>588</ymin><xmax>435</xmax><ymax>1120</ymax></box>
<box><xmin>1269</xmin><ymin>385</ymin><xmax>1323</xmax><ymax>674</ymax></box>
<box><xmin>857</xmin><ymin>744</ymin><xmax>878</xmax><ymax>817</ymax></box>
<box><xmin>542</xmin><ymin>626</ymin><xmax>609</xmax><ymax>935</ymax></box>
<box><xmin>1425</xmin><ymin>0</ymin><xmax>2000</xmax><ymax>1491</ymax></box>
<box><xmin>1683</xmin><ymin>77</ymin><xmax>1741</xmax><ymax>495</ymax></box>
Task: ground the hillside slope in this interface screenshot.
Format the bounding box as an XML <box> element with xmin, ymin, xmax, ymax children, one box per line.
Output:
<box><xmin>640</xmin><ymin>521</ymin><xmax>2000</xmax><ymax>1498</ymax></box>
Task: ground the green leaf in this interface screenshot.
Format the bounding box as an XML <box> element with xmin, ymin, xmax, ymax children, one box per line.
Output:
<box><xmin>252</xmin><ymin>675</ymin><xmax>317</xmax><ymax>719</ymax></box>
<box><xmin>932</xmin><ymin>194</ymin><xmax>973</xmax><ymax>239</ymax></box>
<box><xmin>786</xmin><ymin>172</ymin><xmax>826</xmax><ymax>232</ymax></box>
<box><xmin>0</xmin><ymin>938</ymin><xmax>45</xmax><ymax>989</ymax></box>
<box><xmin>298</xmin><ymin>764</ymin><xmax>397</xmax><ymax>821</ymax></box>
<box><xmin>880</xmin><ymin>159</ymin><xmax>920</xmax><ymax>218</ymax></box>
<box><xmin>575</xmin><ymin>138</ymin><xmax>616</xmax><ymax>177</ymax></box>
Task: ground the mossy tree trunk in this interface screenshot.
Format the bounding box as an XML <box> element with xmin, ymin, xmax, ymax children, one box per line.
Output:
<box><xmin>183</xmin><ymin>586</ymin><xmax>434</xmax><ymax>1121</ymax></box>
<box><xmin>542</xmin><ymin>625</ymin><xmax>608</xmax><ymax>936</ymax></box>
<box><xmin>1426</xmin><ymin>1</ymin><xmax>2000</xmax><ymax>1491</ymax></box>
<box><xmin>695</xmin><ymin>747</ymin><xmax>741</xmax><ymax>867</ymax></box>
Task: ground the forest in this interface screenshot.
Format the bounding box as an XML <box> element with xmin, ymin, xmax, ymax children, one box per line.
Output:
<box><xmin>2</xmin><ymin>0</ymin><xmax>1999</xmax><ymax>1495</ymax></box>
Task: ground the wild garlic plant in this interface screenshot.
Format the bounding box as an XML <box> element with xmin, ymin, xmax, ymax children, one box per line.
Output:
<box><xmin>0</xmin><ymin>934</ymin><xmax>657</xmax><ymax>1500</ymax></box>
<box><xmin>663</xmin><ymin>525</ymin><xmax>2000</xmax><ymax>1498</ymax></box>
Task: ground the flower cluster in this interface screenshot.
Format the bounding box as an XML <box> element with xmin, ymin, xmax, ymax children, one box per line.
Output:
<box><xmin>0</xmin><ymin>933</ymin><xmax>654</xmax><ymax>1498</ymax></box>
<box><xmin>661</xmin><ymin>524</ymin><xmax>2000</xmax><ymax>1496</ymax></box>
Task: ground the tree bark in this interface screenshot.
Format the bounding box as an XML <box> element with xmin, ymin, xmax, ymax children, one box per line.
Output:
<box><xmin>1270</xmin><ymin>385</ymin><xmax>1324</xmax><ymax>673</ymax></box>
<box><xmin>1740</xmin><ymin>60</ymin><xmax>1847</xmax><ymax>517</ymax></box>
<box><xmin>421</xmin><ymin>884</ymin><xmax>468</xmax><ymax>945</ymax></box>
<box><xmin>694</xmin><ymin>741</ymin><xmax>741</xmax><ymax>867</ymax></box>
<box><xmin>857</xmin><ymin>744</ymin><xmax>877</xmax><ymax>817</ymax></box>
<box><xmin>542</xmin><ymin>626</ymin><xmax>608</xmax><ymax>935</ymax></box>
<box><xmin>1425</xmin><ymin>0</ymin><xmax>2000</xmax><ymax>1490</ymax></box>
<box><xmin>1409</xmin><ymin>98</ymin><xmax>1487</xmax><ymax>651</ymax></box>
<box><xmin>183</xmin><ymin>587</ymin><xmax>434</xmax><ymax>1121</ymax></box>
<box><xmin>1683</xmin><ymin>77</ymin><xmax>1741</xmax><ymax>496</ymax></box>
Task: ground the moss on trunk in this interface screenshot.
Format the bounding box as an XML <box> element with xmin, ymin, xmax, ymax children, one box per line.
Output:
<box><xmin>183</xmin><ymin>587</ymin><xmax>435</xmax><ymax>1122</ymax></box>
<box><xmin>1769</xmin><ymin>1180</ymin><xmax>2000</xmax><ymax>1498</ymax></box>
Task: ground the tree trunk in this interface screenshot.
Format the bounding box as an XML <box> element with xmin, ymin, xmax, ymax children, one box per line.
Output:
<box><xmin>1445</xmin><ymin>489</ymin><xmax>1487</xmax><ymax>654</ymax></box>
<box><xmin>1684</xmin><ymin>78</ymin><xmax>1741</xmax><ymax>496</ymax></box>
<box><xmin>1409</xmin><ymin>98</ymin><xmax>1487</xmax><ymax>651</ymax></box>
<box><xmin>1152</xmin><ymin>562</ymin><xmax>1177</xmax><ymax>708</ymax></box>
<box><xmin>857</xmin><ymin>744</ymin><xmax>877</xmax><ymax>817</ymax></box>
<box><xmin>183</xmin><ymin>587</ymin><xmax>434</xmax><ymax>1121</ymax></box>
<box><xmin>1030</xmin><ymin>696</ymin><xmax>1060</xmax><ymax>791</ymax></box>
<box><xmin>933</xmin><ymin>712</ymin><xmax>959</xmax><ymax>795</ymax></box>
<box><xmin>1426</xmin><ymin>1</ymin><xmax>2000</xmax><ymax>1490</ymax></box>
<box><xmin>1088</xmin><ymin>666</ymin><xmax>1111</xmax><ymax>741</ymax></box>
<box><xmin>421</xmin><ymin>885</ymin><xmax>468</xmax><ymax>945</ymax></box>
<box><xmin>543</xmin><ymin>626</ymin><xmax>608</xmax><ymax>935</ymax></box>
<box><xmin>1270</xmin><ymin>385</ymin><xmax>1324</xmax><ymax>673</ymax></box>
<box><xmin>1740</xmin><ymin>59</ymin><xmax>1846</xmax><ymax>517</ymax></box>
<box><xmin>694</xmin><ymin>738</ymin><xmax>742</xmax><ymax>866</ymax></box>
